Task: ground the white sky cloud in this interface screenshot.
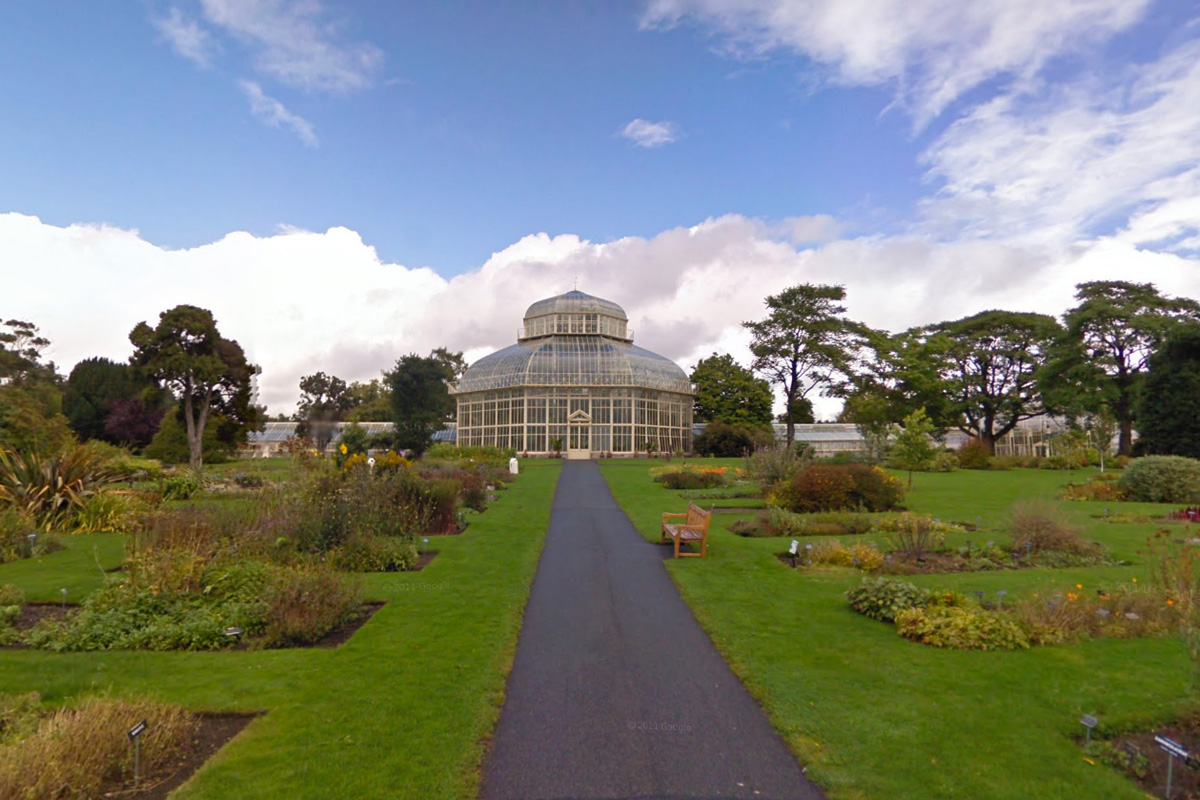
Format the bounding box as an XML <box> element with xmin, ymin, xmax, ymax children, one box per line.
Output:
<box><xmin>641</xmin><ymin>0</ymin><xmax>1152</xmax><ymax>125</ymax></box>
<box><xmin>153</xmin><ymin>7</ymin><xmax>216</xmax><ymax>68</ymax></box>
<box><xmin>620</xmin><ymin>119</ymin><xmax>680</xmax><ymax>148</ymax></box>
<box><xmin>238</xmin><ymin>80</ymin><xmax>319</xmax><ymax>147</ymax></box>
<box><xmin>5</xmin><ymin>212</ymin><xmax>1198</xmax><ymax>420</ymax></box>
<box><xmin>919</xmin><ymin>38</ymin><xmax>1200</xmax><ymax>249</ymax></box>
<box><xmin>198</xmin><ymin>0</ymin><xmax>383</xmax><ymax>92</ymax></box>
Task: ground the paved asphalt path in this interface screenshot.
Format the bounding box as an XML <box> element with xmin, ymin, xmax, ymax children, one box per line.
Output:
<box><xmin>480</xmin><ymin>461</ymin><xmax>823</xmax><ymax>800</ymax></box>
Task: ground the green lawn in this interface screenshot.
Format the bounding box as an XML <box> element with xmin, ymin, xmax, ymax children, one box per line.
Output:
<box><xmin>0</xmin><ymin>534</ymin><xmax>125</xmax><ymax>602</ymax></box>
<box><xmin>600</xmin><ymin>459</ymin><xmax>1200</xmax><ymax>800</ymax></box>
<box><xmin>0</xmin><ymin>460</ymin><xmax>561</xmax><ymax>800</ymax></box>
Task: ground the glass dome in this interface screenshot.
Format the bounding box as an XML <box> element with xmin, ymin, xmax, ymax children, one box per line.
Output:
<box><xmin>520</xmin><ymin>289</ymin><xmax>631</xmax><ymax>342</ymax></box>
<box><xmin>523</xmin><ymin>290</ymin><xmax>627</xmax><ymax>321</ymax></box>
<box><xmin>452</xmin><ymin>290</ymin><xmax>695</xmax><ymax>457</ymax></box>
<box><xmin>453</xmin><ymin>337</ymin><xmax>693</xmax><ymax>394</ymax></box>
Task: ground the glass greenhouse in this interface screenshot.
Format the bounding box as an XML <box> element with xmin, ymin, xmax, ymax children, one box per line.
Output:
<box><xmin>450</xmin><ymin>291</ymin><xmax>695</xmax><ymax>457</ymax></box>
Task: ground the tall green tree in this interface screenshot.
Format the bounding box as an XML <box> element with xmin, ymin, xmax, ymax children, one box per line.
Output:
<box><xmin>0</xmin><ymin>319</ymin><xmax>72</xmax><ymax>453</ymax></box>
<box><xmin>0</xmin><ymin>319</ymin><xmax>52</xmax><ymax>382</ymax></box>
<box><xmin>345</xmin><ymin>378</ymin><xmax>393</xmax><ymax>422</ymax></box>
<box><xmin>914</xmin><ymin>310</ymin><xmax>1062</xmax><ymax>453</ymax></box>
<box><xmin>777</xmin><ymin>397</ymin><xmax>815</xmax><ymax>425</ymax></box>
<box><xmin>294</xmin><ymin>371</ymin><xmax>352</xmax><ymax>451</ymax></box>
<box><xmin>62</xmin><ymin>357</ymin><xmax>167</xmax><ymax>446</ymax></box>
<box><xmin>63</xmin><ymin>358</ymin><xmax>135</xmax><ymax>441</ymax></box>
<box><xmin>1049</xmin><ymin>281</ymin><xmax>1200</xmax><ymax>455</ymax></box>
<box><xmin>130</xmin><ymin>305</ymin><xmax>262</xmax><ymax>469</ymax></box>
<box><xmin>690</xmin><ymin>353</ymin><xmax>773</xmax><ymax>428</ymax></box>
<box><xmin>386</xmin><ymin>349</ymin><xmax>461</xmax><ymax>456</ymax></box>
<box><xmin>743</xmin><ymin>284</ymin><xmax>868</xmax><ymax>449</ymax></box>
<box><xmin>839</xmin><ymin>390</ymin><xmax>892</xmax><ymax>462</ymax></box>
<box><xmin>1135</xmin><ymin>325</ymin><xmax>1200</xmax><ymax>459</ymax></box>
<box><xmin>891</xmin><ymin>407</ymin><xmax>936</xmax><ymax>487</ymax></box>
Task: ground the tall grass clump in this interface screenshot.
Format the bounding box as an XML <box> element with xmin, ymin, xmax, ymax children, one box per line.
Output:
<box><xmin>1006</xmin><ymin>499</ymin><xmax>1094</xmax><ymax>555</ymax></box>
<box><xmin>0</xmin><ymin>697</ymin><xmax>198</xmax><ymax>798</ymax></box>
<box><xmin>744</xmin><ymin>446</ymin><xmax>803</xmax><ymax>493</ymax></box>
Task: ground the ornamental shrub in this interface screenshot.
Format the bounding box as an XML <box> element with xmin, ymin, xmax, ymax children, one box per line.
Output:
<box><xmin>158</xmin><ymin>472</ymin><xmax>203</xmax><ymax>501</ymax></box>
<box><xmin>846</xmin><ymin>577</ymin><xmax>930</xmax><ymax>622</ymax></box>
<box><xmin>956</xmin><ymin>438</ymin><xmax>992</xmax><ymax>469</ymax></box>
<box><xmin>693</xmin><ymin>420</ymin><xmax>772</xmax><ymax>457</ymax></box>
<box><xmin>771</xmin><ymin>463</ymin><xmax>903</xmax><ymax>513</ymax></box>
<box><xmin>331</xmin><ymin>533</ymin><xmax>418</xmax><ymax>572</ymax></box>
<box><xmin>661</xmin><ymin>471</ymin><xmax>725</xmax><ymax>490</ymax></box>
<box><xmin>1059</xmin><ymin>476</ymin><xmax>1125</xmax><ymax>502</ymax></box>
<box><xmin>1119</xmin><ymin>455</ymin><xmax>1200</xmax><ymax>503</ymax></box>
<box><xmin>895</xmin><ymin>605</ymin><xmax>1030</xmax><ymax>650</ymax></box>
<box><xmin>930</xmin><ymin>450</ymin><xmax>959</xmax><ymax>472</ymax></box>
<box><xmin>808</xmin><ymin>540</ymin><xmax>885</xmax><ymax>571</ymax></box>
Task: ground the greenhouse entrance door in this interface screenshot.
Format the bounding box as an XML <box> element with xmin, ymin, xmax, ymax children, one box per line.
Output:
<box><xmin>567</xmin><ymin>409</ymin><xmax>591</xmax><ymax>460</ymax></box>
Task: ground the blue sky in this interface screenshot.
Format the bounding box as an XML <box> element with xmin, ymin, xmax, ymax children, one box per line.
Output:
<box><xmin>3</xmin><ymin>1</ymin><xmax>1199</xmax><ymax>414</ymax></box>
<box><xmin>1</xmin><ymin>2</ymin><xmax>932</xmax><ymax>269</ymax></box>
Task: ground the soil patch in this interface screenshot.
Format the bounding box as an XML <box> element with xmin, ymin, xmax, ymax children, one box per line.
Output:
<box><xmin>8</xmin><ymin>602</ymin><xmax>78</xmax><ymax>637</ymax></box>
<box><xmin>411</xmin><ymin>551</ymin><xmax>438</xmax><ymax>571</ymax></box>
<box><xmin>96</xmin><ymin>712</ymin><xmax>258</xmax><ymax>800</ymax></box>
<box><xmin>312</xmin><ymin>601</ymin><xmax>386</xmax><ymax>648</ymax></box>
<box><xmin>427</xmin><ymin>522</ymin><xmax>469</xmax><ymax>536</ymax></box>
<box><xmin>1098</xmin><ymin>716</ymin><xmax>1200</xmax><ymax>799</ymax></box>
<box><xmin>777</xmin><ymin>553</ymin><xmax>1027</xmax><ymax>574</ymax></box>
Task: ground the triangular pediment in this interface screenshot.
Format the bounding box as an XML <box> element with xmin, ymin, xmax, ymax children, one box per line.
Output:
<box><xmin>568</xmin><ymin>409</ymin><xmax>592</xmax><ymax>423</ymax></box>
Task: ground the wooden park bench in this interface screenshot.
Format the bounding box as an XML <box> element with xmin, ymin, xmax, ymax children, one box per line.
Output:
<box><xmin>660</xmin><ymin>503</ymin><xmax>712</xmax><ymax>559</ymax></box>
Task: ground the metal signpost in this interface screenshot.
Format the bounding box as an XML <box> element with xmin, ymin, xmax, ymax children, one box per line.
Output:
<box><xmin>128</xmin><ymin>720</ymin><xmax>148</xmax><ymax>784</ymax></box>
<box><xmin>1080</xmin><ymin>714</ymin><xmax>1098</xmax><ymax>743</ymax></box>
<box><xmin>1155</xmin><ymin>735</ymin><xmax>1191</xmax><ymax>799</ymax></box>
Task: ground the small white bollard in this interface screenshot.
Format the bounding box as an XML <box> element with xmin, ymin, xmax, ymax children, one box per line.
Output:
<box><xmin>508</xmin><ymin>457</ymin><xmax>519</xmax><ymax>475</ymax></box>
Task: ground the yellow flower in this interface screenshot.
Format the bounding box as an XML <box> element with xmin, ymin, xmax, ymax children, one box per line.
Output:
<box><xmin>1132</xmin><ymin>577</ymin><xmax>1138</xmax><ymax>583</ymax></box>
<box><xmin>340</xmin><ymin>443</ymin><xmax>348</xmax><ymax>455</ymax></box>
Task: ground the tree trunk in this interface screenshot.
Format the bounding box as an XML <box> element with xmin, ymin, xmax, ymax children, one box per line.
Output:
<box><xmin>1118</xmin><ymin>418</ymin><xmax>1134</xmax><ymax>456</ymax></box>
<box><xmin>182</xmin><ymin>394</ymin><xmax>202</xmax><ymax>470</ymax></box>
<box><xmin>182</xmin><ymin>392</ymin><xmax>210</xmax><ymax>470</ymax></box>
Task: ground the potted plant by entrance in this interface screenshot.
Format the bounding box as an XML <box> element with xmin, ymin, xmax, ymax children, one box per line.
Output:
<box><xmin>551</xmin><ymin>438</ymin><xmax>564</xmax><ymax>458</ymax></box>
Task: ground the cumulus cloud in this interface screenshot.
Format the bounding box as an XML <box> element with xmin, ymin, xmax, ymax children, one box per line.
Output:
<box><xmin>198</xmin><ymin>0</ymin><xmax>383</xmax><ymax>92</ymax></box>
<box><xmin>153</xmin><ymin>7</ymin><xmax>216</xmax><ymax>67</ymax></box>
<box><xmin>641</xmin><ymin>0</ymin><xmax>1151</xmax><ymax>125</ymax></box>
<box><xmin>620</xmin><ymin>119</ymin><xmax>680</xmax><ymax>148</ymax></box>
<box><xmin>238</xmin><ymin>80</ymin><xmax>319</xmax><ymax>146</ymax></box>
<box><xmin>5</xmin><ymin>212</ymin><xmax>1199</xmax><ymax>419</ymax></box>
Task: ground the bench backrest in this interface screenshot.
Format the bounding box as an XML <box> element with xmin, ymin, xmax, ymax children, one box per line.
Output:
<box><xmin>686</xmin><ymin>503</ymin><xmax>711</xmax><ymax>529</ymax></box>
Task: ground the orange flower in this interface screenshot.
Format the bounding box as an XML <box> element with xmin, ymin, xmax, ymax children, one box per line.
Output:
<box><xmin>1168</xmin><ymin>599</ymin><xmax>1176</xmax><ymax>606</ymax></box>
<box><xmin>1076</xmin><ymin>583</ymin><xmax>1083</xmax><ymax>589</ymax></box>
